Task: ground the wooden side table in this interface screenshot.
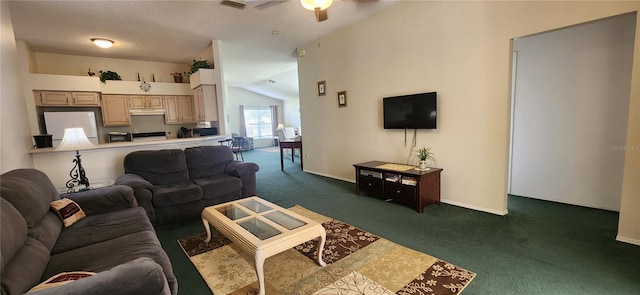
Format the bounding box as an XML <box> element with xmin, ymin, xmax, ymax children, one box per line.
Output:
<box><xmin>279</xmin><ymin>140</ymin><xmax>302</xmax><ymax>171</ymax></box>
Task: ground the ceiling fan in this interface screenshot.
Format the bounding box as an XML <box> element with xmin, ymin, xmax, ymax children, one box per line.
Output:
<box><xmin>219</xmin><ymin>0</ymin><xmax>335</xmax><ymax>22</ymax></box>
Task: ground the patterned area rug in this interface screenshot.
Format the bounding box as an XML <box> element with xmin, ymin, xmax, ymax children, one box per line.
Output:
<box><xmin>178</xmin><ymin>206</ymin><xmax>476</xmax><ymax>294</ymax></box>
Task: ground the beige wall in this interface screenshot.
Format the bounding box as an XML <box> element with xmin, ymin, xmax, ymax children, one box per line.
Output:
<box><xmin>1</xmin><ymin>1</ymin><xmax>33</xmax><ymax>172</ymax></box>
<box><xmin>34</xmin><ymin>52</ymin><xmax>189</xmax><ymax>83</ymax></box>
<box><xmin>618</xmin><ymin>14</ymin><xmax>640</xmax><ymax>246</ymax></box>
<box><xmin>297</xmin><ymin>1</ymin><xmax>640</xmax><ymax>243</ymax></box>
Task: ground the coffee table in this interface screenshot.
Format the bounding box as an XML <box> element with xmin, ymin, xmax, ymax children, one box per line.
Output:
<box><xmin>201</xmin><ymin>196</ymin><xmax>326</xmax><ymax>295</ymax></box>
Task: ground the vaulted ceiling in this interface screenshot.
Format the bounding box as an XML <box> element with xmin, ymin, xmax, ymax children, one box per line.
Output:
<box><xmin>8</xmin><ymin>0</ymin><xmax>397</xmax><ymax>100</ymax></box>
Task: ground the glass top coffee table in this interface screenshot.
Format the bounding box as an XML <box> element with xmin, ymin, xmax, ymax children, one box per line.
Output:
<box><xmin>201</xmin><ymin>196</ymin><xmax>327</xmax><ymax>295</ymax></box>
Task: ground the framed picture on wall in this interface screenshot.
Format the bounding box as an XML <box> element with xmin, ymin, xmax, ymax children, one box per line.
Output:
<box><xmin>337</xmin><ymin>91</ymin><xmax>347</xmax><ymax>107</ymax></box>
<box><xmin>317</xmin><ymin>80</ymin><xmax>326</xmax><ymax>96</ymax></box>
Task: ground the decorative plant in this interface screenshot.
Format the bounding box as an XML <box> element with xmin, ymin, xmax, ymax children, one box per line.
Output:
<box><xmin>99</xmin><ymin>70</ymin><xmax>121</xmax><ymax>83</ymax></box>
<box><xmin>414</xmin><ymin>146</ymin><xmax>435</xmax><ymax>164</ymax></box>
<box><xmin>184</xmin><ymin>59</ymin><xmax>211</xmax><ymax>77</ymax></box>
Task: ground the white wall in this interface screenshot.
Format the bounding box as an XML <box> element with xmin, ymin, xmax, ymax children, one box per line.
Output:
<box><xmin>296</xmin><ymin>0</ymin><xmax>640</xmax><ymax>243</ymax></box>
<box><xmin>283</xmin><ymin>98</ymin><xmax>301</xmax><ymax>132</ymax></box>
<box><xmin>510</xmin><ymin>14</ymin><xmax>636</xmax><ymax>211</ymax></box>
<box><xmin>226</xmin><ymin>87</ymin><xmax>284</xmax><ymax>147</ymax></box>
<box><xmin>1</xmin><ymin>2</ymin><xmax>33</xmax><ymax>172</ymax></box>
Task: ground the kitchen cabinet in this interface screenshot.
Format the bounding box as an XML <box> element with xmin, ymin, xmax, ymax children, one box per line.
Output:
<box><xmin>193</xmin><ymin>85</ymin><xmax>218</xmax><ymax>121</ymax></box>
<box><xmin>164</xmin><ymin>96</ymin><xmax>195</xmax><ymax>124</ymax></box>
<box><xmin>34</xmin><ymin>91</ymin><xmax>100</xmax><ymax>106</ymax></box>
<box><xmin>129</xmin><ymin>95</ymin><xmax>163</xmax><ymax>110</ymax></box>
<box><xmin>101</xmin><ymin>95</ymin><xmax>131</xmax><ymax>126</ymax></box>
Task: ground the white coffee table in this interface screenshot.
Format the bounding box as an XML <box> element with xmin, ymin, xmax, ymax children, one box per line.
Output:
<box><xmin>201</xmin><ymin>196</ymin><xmax>327</xmax><ymax>295</ymax></box>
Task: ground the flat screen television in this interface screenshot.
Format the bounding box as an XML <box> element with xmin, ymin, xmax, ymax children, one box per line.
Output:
<box><xmin>383</xmin><ymin>91</ymin><xmax>437</xmax><ymax>129</ymax></box>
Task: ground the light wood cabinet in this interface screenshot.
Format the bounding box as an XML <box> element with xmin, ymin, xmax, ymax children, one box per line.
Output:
<box><xmin>164</xmin><ymin>95</ymin><xmax>195</xmax><ymax>124</ymax></box>
<box><xmin>34</xmin><ymin>91</ymin><xmax>100</xmax><ymax>106</ymax></box>
<box><xmin>193</xmin><ymin>85</ymin><xmax>218</xmax><ymax>121</ymax></box>
<box><xmin>129</xmin><ymin>95</ymin><xmax>163</xmax><ymax>110</ymax></box>
<box><xmin>179</xmin><ymin>96</ymin><xmax>195</xmax><ymax>123</ymax></box>
<box><xmin>101</xmin><ymin>95</ymin><xmax>131</xmax><ymax>126</ymax></box>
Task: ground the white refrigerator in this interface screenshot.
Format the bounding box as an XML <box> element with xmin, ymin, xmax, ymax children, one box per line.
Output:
<box><xmin>44</xmin><ymin>111</ymin><xmax>99</xmax><ymax>147</ymax></box>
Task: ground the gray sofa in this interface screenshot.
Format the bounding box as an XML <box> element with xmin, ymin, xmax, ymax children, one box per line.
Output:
<box><xmin>116</xmin><ymin>145</ymin><xmax>259</xmax><ymax>224</ymax></box>
<box><xmin>0</xmin><ymin>169</ymin><xmax>177</xmax><ymax>295</ymax></box>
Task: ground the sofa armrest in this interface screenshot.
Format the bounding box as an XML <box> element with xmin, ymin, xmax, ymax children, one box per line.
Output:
<box><xmin>116</xmin><ymin>173</ymin><xmax>154</xmax><ymax>191</ymax></box>
<box><xmin>27</xmin><ymin>257</ymin><xmax>171</xmax><ymax>295</ymax></box>
<box><xmin>225</xmin><ymin>161</ymin><xmax>259</xmax><ymax>197</ymax></box>
<box><xmin>116</xmin><ymin>173</ymin><xmax>156</xmax><ymax>223</ymax></box>
<box><xmin>224</xmin><ymin>161</ymin><xmax>259</xmax><ymax>178</ymax></box>
<box><xmin>65</xmin><ymin>185</ymin><xmax>137</xmax><ymax>215</ymax></box>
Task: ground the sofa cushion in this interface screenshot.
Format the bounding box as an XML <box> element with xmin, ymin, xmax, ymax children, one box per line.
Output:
<box><xmin>152</xmin><ymin>183</ymin><xmax>202</xmax><ymax>207</ymax></box>
<box><xmin>1</xmin><ymin>237</ymin><xmax>50</xmax><ymax>295</ymax></box>
<box><xmin>192</xmin><ymin>174</ymin><xmax>243</xmax><ymax>200</ymax></box>
<box><xmin>52</xmin><ymin>207</ymin><xmax>154</xmax><ymax>255</ymax></box>
<box><xmin>0</xmin><ymin>169</ymin><xmax>59</xmax><ymax>227</ymax></box>
<box><xmin>44</xmin><ymin>231</ymin><xmax>176</xmax><ymax>294</ymax></box>
<box><xmin>185</xmin><ymin>146</ymin><xmax>234</xmax><ymax>179</ymax></box>
<box><xmin>1</xmin><ymin>198</ymin><xmax>28</xmax><ymax>273</ymax></box>
<box><xmin>123</xmin><ymin>149</ymin><xmax>190</xmax><ymax>185</ymax></box>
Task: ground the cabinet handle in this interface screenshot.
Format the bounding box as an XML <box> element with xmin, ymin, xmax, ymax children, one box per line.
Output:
<box><xmin>396</xmin><ymin>190</ymin><xmax>400</xmax><ymax>194</ymax></box>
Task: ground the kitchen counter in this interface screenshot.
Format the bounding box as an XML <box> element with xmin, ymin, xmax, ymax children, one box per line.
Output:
<box><xmin>29</xmin><ymin>135</ymin><xmax>227</xmax><ymax>154</ymax></box>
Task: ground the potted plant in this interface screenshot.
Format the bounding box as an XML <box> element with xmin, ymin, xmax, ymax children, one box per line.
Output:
<box><xmin>170</xmin><ymin>72</ymin><xmax>183</xmax><ymax>83</ymax></box>
<box><xmin>99</xmin><ymin>70</ymin><xmax>121</xmax><ymax>83</ymax></box>
<box><xmin>414</xmin><ymin>146</ymin><xmax>435</xmax><ymax>170</ymax></box>
<box><xmin>184</xmin><ymin>59</ymin><xmax>211</xmax><ymax>77</ymax></box>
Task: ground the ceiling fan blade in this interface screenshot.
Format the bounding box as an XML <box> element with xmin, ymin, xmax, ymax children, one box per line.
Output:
<box><xmin>315</xmin><ymin>8</ymin><xmax>328</xmax><ymax>22</ymax></box>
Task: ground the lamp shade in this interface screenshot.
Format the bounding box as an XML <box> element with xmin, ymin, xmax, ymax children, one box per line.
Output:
<box><xmin>300</xmin><ymin>0</ymin><xmax>333</xmax><ymax>10</ymax></box>
<box><xmin>277</xmin><ymin>124</ymin><xmax>285</xmax><ymax>129</ymax></box>
<box><xmin>55</xmin><ymin>128</ymin><xmax>96</xmax><ymax>151</ymax></box>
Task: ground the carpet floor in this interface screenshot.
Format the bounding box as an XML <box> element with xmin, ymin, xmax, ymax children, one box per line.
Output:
<box><xmin>178</xmin><ymin>206</ymin><xmax>475</xmax><ymax>294</ymax></box>
<box><xmin>155</xmin><ymin>148</ymin><xmax>640</xmax><ymax>295</ymax></box>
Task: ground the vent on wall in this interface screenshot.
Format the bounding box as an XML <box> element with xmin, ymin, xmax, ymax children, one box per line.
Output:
<box><xmin>220</xmin><ymin>0</ymin><xmax>246</xmax><ymax>9</ymax></box>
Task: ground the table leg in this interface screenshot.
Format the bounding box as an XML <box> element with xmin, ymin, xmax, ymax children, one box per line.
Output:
<box><xmin>291</xmin><ymin>148</ymin><xmax>295</xmax><ymax>163</ymax></box>
<box><xmin>317</xmin><ymin>227</ymin><xmax>327</xmax><ymax>267</ymax></box>
<box><xmin>255</xmin><ymin>250</ymin><xmax>266</xmax><ymax>295</ymax></box>
<box><xmin>280</xmin><ymin>146</ymin><xmax>284</xmax><ymax>171</ymax></box>
<box><xmin>202</xmin><ymin>218</ymin><xmax>212</xmax><ymax>243</ymax></box>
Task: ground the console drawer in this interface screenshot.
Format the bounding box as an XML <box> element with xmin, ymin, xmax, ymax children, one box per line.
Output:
<box><xmin>384</xmin><ymin>183</ymin><xmax>416</xmax><ymax>205</ymax></box>
<box><xmin>358</xmin><ymin>177</ymin><xmax>383</xmax><ymax>194</ymax></box>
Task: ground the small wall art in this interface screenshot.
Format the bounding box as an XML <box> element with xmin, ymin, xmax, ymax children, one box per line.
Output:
<box><xmin>317</xmin><ymin>80</ymin><xmax>326</xmax><ymax>96</ymax></box>
<box><xmin>337</xmin><ymin>91</ymin><xmax>347</xmax><ymax>107</ymax></box>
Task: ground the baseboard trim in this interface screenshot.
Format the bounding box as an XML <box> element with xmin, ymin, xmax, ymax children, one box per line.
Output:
<box><xmin>441</xmin><ymin>199</ymin><xmax>509</xmax><ymax>216</ymax></box>
<box><xmin>616</xmin><ymin>235</ymin><xmax>640</xmax><ymax>246</ymax></box>
<box><xmin>304</xmin><ymin>169</ymin><xmax>354</xmax><ymax>183</ymax></box>
<box><xmin>304</xmin><ymin>170</ymin><xmax>508</xmax><ymax>216</ymax></box>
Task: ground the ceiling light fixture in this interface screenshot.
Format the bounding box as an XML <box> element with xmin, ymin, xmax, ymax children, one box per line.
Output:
<box><xmin>91</xmin><ymin>38</ymin><xmax>114</xmax><ymax>49</ymax></box>
<box><xmin>300</xmin><ymin>0</ymin><xmax>333</xmax><ymax>11</ymax></box>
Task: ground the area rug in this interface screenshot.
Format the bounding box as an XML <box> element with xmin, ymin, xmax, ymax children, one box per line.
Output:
<box><xmin>178</xmin><ymin>206</ymin><xmax>476</xmax><ymax>294</ymax></box>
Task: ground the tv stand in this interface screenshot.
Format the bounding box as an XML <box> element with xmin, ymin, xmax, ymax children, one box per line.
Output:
<box><xmin>353</xmin><ymin>161</ymin><xmax>442</xmax><ymax>213</ymax></box>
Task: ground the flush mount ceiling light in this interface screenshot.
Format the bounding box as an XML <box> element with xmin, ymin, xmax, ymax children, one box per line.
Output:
<box><xmin>91</xmin><ymin>38</ymin><xmax>114</xmax><ymax>48</ymax></box>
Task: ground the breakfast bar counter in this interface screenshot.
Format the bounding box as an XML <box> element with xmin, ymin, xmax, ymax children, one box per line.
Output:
<box><xmin>30</xmin><ymin>135</ymin><xmax>227</xmax><ymax>189</ymax></box>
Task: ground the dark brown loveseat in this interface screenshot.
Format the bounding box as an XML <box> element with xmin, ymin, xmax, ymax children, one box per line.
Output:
<box><xmin>116</xmin><ymin>145</ymin><xmax>259</xmax><ymax>224</ymax></box>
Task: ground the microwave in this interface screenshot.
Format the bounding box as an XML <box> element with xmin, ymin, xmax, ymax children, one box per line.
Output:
<box><xmin>108</xmin><ymin>132</ymin><xmax>133</xmax><ymax>143</ymax></box>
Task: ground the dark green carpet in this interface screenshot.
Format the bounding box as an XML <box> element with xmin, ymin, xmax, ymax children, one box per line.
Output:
<box><xmin>155</xmin><ymin>148</ymin><xmax>640</xmax><ymax>294</ymax></box>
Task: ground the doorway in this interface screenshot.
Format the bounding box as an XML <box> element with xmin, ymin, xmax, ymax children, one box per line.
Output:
<box><xmin>508</xmin><ymin>13</ymin><xmax>636</xmax><ymax>211</ymax></box>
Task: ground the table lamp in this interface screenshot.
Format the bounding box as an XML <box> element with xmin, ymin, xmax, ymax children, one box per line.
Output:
<box><xmin>55</xmin><ymin>127</ymin><xmax>96</xmax><ymax>191</ymax></box>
